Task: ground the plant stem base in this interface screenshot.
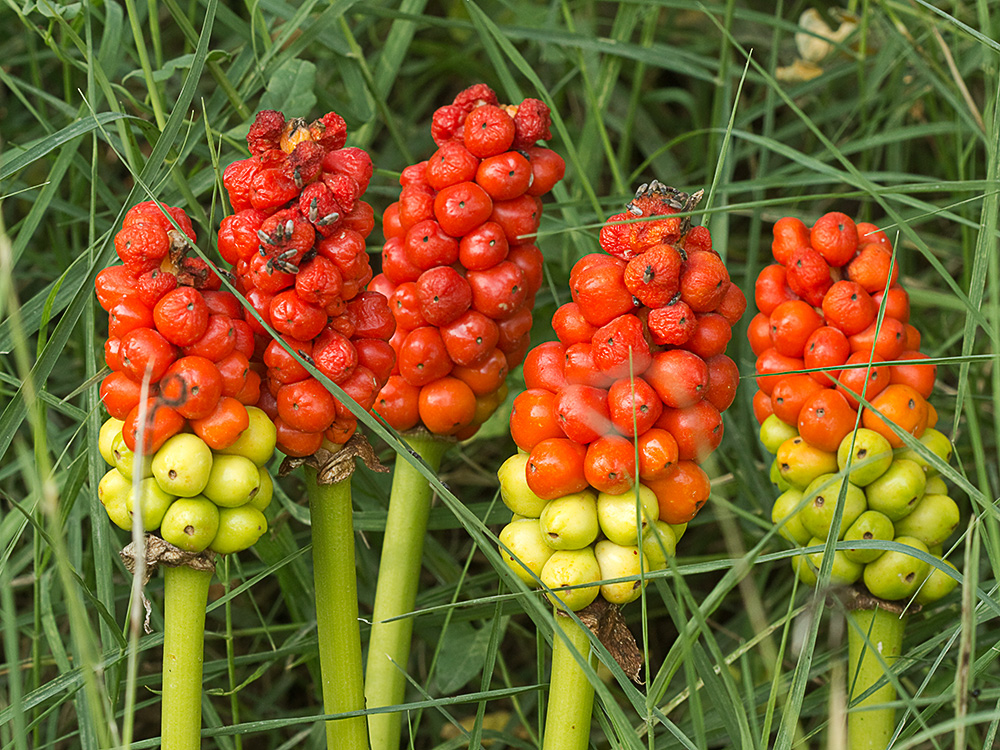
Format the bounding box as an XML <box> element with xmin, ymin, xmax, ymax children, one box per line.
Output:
<box><xmin>542</xmin><ymin>614</ymin><xmax>596</xmax><ymax>750</ymax></box>
<box><xmin>161</xmin><ymin>565</ymin><xmax>213</xmax><ymax>750</ymax></box>
<box><xmin>307</xmin><ymin>469</ymin><xmax>370</xmax><ymax>749</ymax></box>
<box><xmin>365</xmin><ymin>434</ymin><xmax>450</xmax><ymax>750</ymax></box>
<box><xmin>847</xmin><ymin>606</ymin><xmax>906</xmax><ymax>750</ymax></box>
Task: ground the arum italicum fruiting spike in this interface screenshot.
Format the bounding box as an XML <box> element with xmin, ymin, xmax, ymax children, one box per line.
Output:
<box><xmin>97</xmin><ymin>198</ymin><xmax>285</xmax><ymax>748</ymax></box>
<box><xmin>217</xmin><ymin>107</ymin><xmax>393</xmax><ymax>749</ymax></box>
<box><xmin>498</xmin><ymin>181</ymin><xmax>743</xmax><ymax>748</ymax></box>
<box><xmin>752</xmin><ymin>211</ymin><xmax>960</xmax><ymax>749</ymax></box>
<box><xmin>363</xmin><ymin>83</ymin><xmax>566</xmax><ymax>750</ymax></box>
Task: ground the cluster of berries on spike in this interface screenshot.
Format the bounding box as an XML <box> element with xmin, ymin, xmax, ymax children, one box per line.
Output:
<box><xmin>369</xmin><ymin>84</ymin><xmax>566</xmax><ymax>440</ymax></box>
<box><xmin>753</xmin><ymin>212</ymin><xmax>958</xmax><ymax>604</ymax></box>
<box><xmin>219</xmin><ymin>110</ymin><xmax>396</xmax><ymax>456</ymax></box>
<box><xmin>496</xmin><ymin>181</ymin><xmax>746</xmax><ymax>612</ymax></box>
<box><xmin>95</xmin><ymin>202</ymin><xmax>274</xmax><ymax>554</ymax></box>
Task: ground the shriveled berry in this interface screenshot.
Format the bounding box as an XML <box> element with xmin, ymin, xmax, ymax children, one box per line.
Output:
<box><xmin>679</xmin><ymin>250</ymin><xmax>730</xmax><ymax>313</ymax></box>
<box><xmin>623</xmin><ymin>244</ymin><xmax>682</xmax><ymax>307</ymax></box>
<box><xmin>591</xmin><ymin>314</ymin><xmax>652</xmax><ymax>379</ymax></box>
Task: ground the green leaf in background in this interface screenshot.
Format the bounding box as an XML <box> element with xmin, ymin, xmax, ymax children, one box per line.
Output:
<box><xmin>258</xmin><ymin>59</ymin><xmax>318</xmax><ymax>116</ymax></box>
<box><xmin>431</xmin><ymin>620</ymin><xmax>505</xmax><ymax>695</ymax></box>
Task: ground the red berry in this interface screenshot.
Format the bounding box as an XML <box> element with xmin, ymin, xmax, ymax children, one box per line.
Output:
<box><xmin>462</xmin><ymin>105</ymin><xmax>515</xmax><ymax>158</ymax></box>
<box><xmin>434</xmin><ymin>181</ymin><xmax>493</xmax><ymax>237</ymax></box>
<box><xmin>416</xmin><ymin>266</ymin><xmax>473</xmax><ymax>326</ymax></box>
<box><xmin>475</xmin><ymin>151</ymin><xmax>532</xmax><ymax>200</ymax></box>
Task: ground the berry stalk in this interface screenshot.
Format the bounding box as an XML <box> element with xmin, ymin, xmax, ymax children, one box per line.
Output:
<box><xmin>160</xmin><ymin>565</ymin><xmax>213</xmax><ymax>750</ymax></box>
<box><xmin>542</xmin><ymin>614</ymin><xmax>596</xmax><ymax>750</ymax></box>
<box><xmin>846</xmin><ymin>606</ymin><xmax>906</xmax><ymax>750</ymax></box>
<box><xmin>364</xmin><ymin>433</ymin><xmax>451</xmax><ymax>749</ymax></box>
<box><xmin>306</xmin><ymin>467</ymin><xmax>370</xmax><ymax>748</ymax></box>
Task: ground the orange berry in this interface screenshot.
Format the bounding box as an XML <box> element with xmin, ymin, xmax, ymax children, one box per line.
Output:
<box><xmin>871</xmin><ymin>286</ymin><xmax>910</xmax><ymax>323</ymax></box>
<box><xmin>769</xmin><ymin>299</ymin><xmax>824</xmax><ymax>358</ymax></box>
<box><xmin>785</xmin><ymin>246</ymin><xmax>832</xmax><ymax>307</ymax></box>
<box><xmin>418</xmin><ymin>376</ymin><xmax>477</xmax><ymax>435</ymax></box>
<box><xmin>836</xmin><ymin>351</ymin><xmax>889</xmax><ymax>409</ymax></box>
<box><xmin>847</xmin><ymin>317</ymin><xmax>907</xmax><ymax>361</ymax></box>
<box><xmin>646</xmin><ymin>461</ymin><xmax>711</xmax><ymax>524</ymax></box>
<box><xmin>755</xmin><ymin>348</ymin><xmax>805</xmax><ymax>396</ymax></box>
<box><xmin>755</xmin><ymin>264</ymin><xmax>799</xmax><ymax>316</ymax></box>
<box><xmin>770</xmin><ymin>374</ymin><xmax>826</xmax><ymax>426</ymax></box>
<box><xmin>554</xmin><ymin>383</ymin><xmax>612</xmax><ymax>444</ymax></box>
<box><xmin>752</xmin><ymin>389</ymin><xmax>774</xmax><ymax>425</ymax></box>
<box><xmin>648</xmin><ymin>301</ymin><xmax>697</xmax><ymax>346</ymax></box>
<box><xmin>656</xmin><ymin>400</ymin><xmax>724</xmax><ymax>462</ymax></box>
<box><xmin>797</xmin><ymin>388</ymin><xmax>857</xmax><ymax>453</ymax></box>
<box><xmin>847</xmin><ymin>244</ymin><xmax>898</xmax><ymax>293</ymax></box>
<box><xmin>889</xmin><ymin>351</ymin><xmax>936</xmax><ymax>400</ymax></box>
<box><xmin>771</xmin><ymin>216</ymin><xmax>811</xmax><ymax>265</ymax></box>
<box><xmin>810</xmin><ymin>211</ymin><xmax>858</xmax><ymax>267</ymax></box>
<box><xmin>704</xmin><ymin>353</ymin><xmax>740</xmax><ymax>413</ymax></box>
<box><xmin>685</xmin><ymin>313</ymin><xmax>732</xmax><ymax>360</ymax></box>
<box><xmin>636</xmin><ymin>428</ymin><xmax>679</xmax><ymax>481</ymax></box>
<box><xmin>747</xmin><ymin>312</ymin><xmax>774</xmax><ymax>356</ymax></box>
<box><xmin>855</xmin><ymin>222</ymin><xmax>892</xmax><ymax>251</ymax></box>
<box><xmin>803</xmin><ymin>326</ymin><xmax>851</xmax><ymax>384</ymax></box>
<box><xmin>715</xmin><ymin>282</ymin><xmax>747</xmax><ymax>326</ymax></box>
<box><xmin>861</xmin><ymin>383</ymin><xmax>928</xmax><ymax>448</ymax></box>
<box><xmin>822</xmin><ymin>280</ymin><xmax>876</xmax><ymax>336</ymax></box>
<box><xmin>525</xmin><ymin>437</ymin><xmax>589</xmax><ymax>500</ymax></box>
<box><xmin>623</xmin><ymin>243</ymin><xmax>682</xmax><ymax>307</ymax></box>
<box><xmin>584</xmin><ymin>434</ymin><xmax>638</xmax><ymax>495</ymax></box>
<box><xmin>509</xmin><ymin>388</ymin><xmax>564</xmax><ymax>452</ymax></box>
<box><xmin>679</xmin><ymin>250</ymin><xmax>731</xmax><ymax>312</ymax></box>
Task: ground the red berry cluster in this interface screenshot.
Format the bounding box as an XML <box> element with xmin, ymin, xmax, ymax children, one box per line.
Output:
<box><xmin>369</xmin><ymin>84</ymin><xmax>566</xmax><ymax>439</ymax></box>
<box><xmin>96</xmin><ymin>201</ymin><xmax>260</xmax><ymax>454</ymax></box>
<box><xmin>515</xmin><ymin>181</ymin><xmax>746</xmax><ymax>525</ymax></box>
<box><xmin>218</xmin><ymin>110</ymin><xmax>396</xmax><ymax>456</ymax></box>
<box><xmin>750</xmin><ymin>212</ymin><xmax>936</xmax><ymax>451</ymax></box>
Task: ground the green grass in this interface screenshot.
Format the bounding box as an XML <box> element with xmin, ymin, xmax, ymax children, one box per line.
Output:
<box><xmin>1</xmin><ymin>1</ymin><xmax>999</xmax><ymax>748</ymax></box>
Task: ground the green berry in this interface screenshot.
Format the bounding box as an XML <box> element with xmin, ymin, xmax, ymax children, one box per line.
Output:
<box><xmin>539</xmin><ymin>548</ymin><xmax>601</xmax><ymax>612</ymax></box>
<box><xmin>498</xmin><ymin>518</ymin><xmax>554</xmax><ymax>585</ymax></box>
<box><xmin>771</xmin><ymin>488</ymin><xmax>811</xmax><ymax>545</ymax></box>
<box><xmin>798</xmin><ymin>473</ymin><xmax>866</xmax><ymax>541</ymax></box>
<box><xmin>862</xmin><ymin>535</ymin><xmax>930</xmax><ymax>601</ymax></box>
<box><xmin>159</xmin><ymin>495</ymin><xmax>220</xmax><ymax>553</ymax></box>
<box><xmin>125</xmin><ymin>477</ymin><xmax>175</xmax><ymax>531</ymax></box>
<box><xmin>596</xmin><ymin>484</ymin><xmax>659</xmax><ymax>547</ymax></box>
<box><xmin>836</xmin><ymin>428</ymin><xmax>893</xmax><ymax>486</ymax></box>
<box><xmin>538</xmin><ymin>490</ymin><xmax>599</xmax><ymax>550</ymax></box>
<box><xmin>642</xmin><ymin>521</ymin><xmax>677</xmax><ymax>571</ymax></box>
<box><xmin>152</xmin><ymin>434</ymin><xmax>213</xmax><ymax>498</ymax></box>
<box><xmin>210</xmin><ymin>505</ymin><xmax>268</xmax><ymax>554</ymax></box>
<box><xmin>497</xmin><ymin>453</ymin><xmax>549</xmax><ymax>517</ymax></box>
<box><xmin>891</xmin><ymin>494</ymin><xmax>960</xmax><ymax>548</ymax></box>
<box><xmin>842</xmin><ymin>510</ymin><xmax>895</xmax><ymax>564</ymax></box>
<box><xmin>594</xmin><ymin>540</ymin><xmax>648</xmax><ymax>605</ymax></box>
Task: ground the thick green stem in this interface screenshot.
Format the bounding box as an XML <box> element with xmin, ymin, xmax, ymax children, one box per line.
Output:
<box><xmin>847</xmin><ymin>606</ymin><xmax>906</xmax><ymax>750</ymax></box>
<box><xmin>365</xmin><ymin>434</ymin><xmax>450</xmax><ymax>750</ymax></box>
<box><xmin>542</xmin><ymin>614</ymin><xmax>596</xmax><ymax>750</ymax></box>
<box><xmin>306</xmin><ymin>469</ymin><xmax>370</xmax><ymax>749</ymax></box>
<box><xmin>161</xmin><ymin>565</ymin><xmax>213</xmax><ymax>750</ymax></box>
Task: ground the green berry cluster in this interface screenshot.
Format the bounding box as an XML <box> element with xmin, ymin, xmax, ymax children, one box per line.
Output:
<box><xmin>496</xmin><ymin>453</ymin><xmax>687</xmax><ymax>611</ymax></box>
<box><xmin>96</xmin><ymin>408</ymin><xmax>277</xmax><ymax>555</ymax></box>
<box><xmin>765</xmin><ymin>422</ymin><xmax>959</xmax><ymax>604</ymax></box>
